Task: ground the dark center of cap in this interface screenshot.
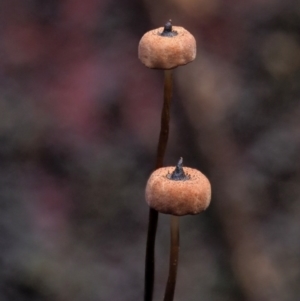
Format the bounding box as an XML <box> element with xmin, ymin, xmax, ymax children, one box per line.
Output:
<box><xmin>160</xmin><ymin>20</ymin><xmax>178</xmax><ymax>37</ymax></box>
<box><xmin>168</xmin><ymin>157</ymin><xmax>190</xmax><ymax>181</ymax></box>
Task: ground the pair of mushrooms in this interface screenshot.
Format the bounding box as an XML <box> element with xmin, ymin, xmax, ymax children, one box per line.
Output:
<box><xmin>139</xmin><ymin>21</ymin><xmax>211</xmax><ymax>301</ymax></box>
<box><xmin>139</xmin><ymin>21</ymin><xmax>211</xmax><ymax>215</ymax></box>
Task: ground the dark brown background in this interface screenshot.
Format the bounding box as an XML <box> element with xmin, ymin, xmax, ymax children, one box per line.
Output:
<box><xmin>0</xmin><ymin>0</ymin><xmax>299</xmax><ymax>300</ymax></box>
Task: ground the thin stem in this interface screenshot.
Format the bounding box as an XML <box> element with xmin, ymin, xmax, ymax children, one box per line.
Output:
<box><xmin>163</xmin><ymin>216</ymin><xmax>180</xmax><ymax>301</ymax></box>
<box><xmin>144</xmin><ymin>208</ymin><xmax>158</xmax><ymax>301</ymax></box>
<box><xmin>144</xmin><ymin>69</ymin><xmax>173</xmax><ymax>301</ymax></box>
<box><xmin>156</xmin><ymin>69</ymin><xmax>173</xmax><ymax>169</ymax></box>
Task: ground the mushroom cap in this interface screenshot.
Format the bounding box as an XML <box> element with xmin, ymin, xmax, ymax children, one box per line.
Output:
<box><xmin>145</xmin><ymin>166</ymin><xmax>211</xmax><ymax>216</ymax></box>
<box><xmin>138</xmin><ymin>26</ymin><xmax>196</xmax><ymax>70</ymax></box>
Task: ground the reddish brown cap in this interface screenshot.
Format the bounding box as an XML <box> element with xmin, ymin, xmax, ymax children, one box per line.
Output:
<box><xmin>138</xmin><ymin>21</ymin><xmax>196</xmax><ymax>70</ymax></box>
<box><xmin>145</xmin><ymin>159</ymin><xmax>211</xmax><ymax>216</ymax></box>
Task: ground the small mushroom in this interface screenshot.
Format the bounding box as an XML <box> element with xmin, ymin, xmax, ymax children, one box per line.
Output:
<box><xmin>145</xmin><ymin>157</ymin><xmax>211</xmax><ymax>216</ymax></box>
<box><xmin>138</xmin><ymin>20</ymin><xmax>196</xmax><ymax>70</ymax></box>
<box><xmin>145</xmin><ymin>158</ymin><xmax>211</xmax><ymax>301</ymax></box>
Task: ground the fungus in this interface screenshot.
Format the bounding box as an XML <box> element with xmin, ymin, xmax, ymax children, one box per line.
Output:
<box><xmin>145</xmin><ymin>158</ymin><xmax>211</xmax><ymax>301</ymax></box>
<box><xmin>138</xmin><ymin>20</ymin><xmax>196</xmax><ymax>70</ymax></box>
<box><xmin>145</xmin><ymin>157</ymin><xmax>211</xmax><ymax>216</ymax></box>
<box><xmin>139</xmin><ymin>21</ymin><xmax>197</xmax><ymax>301</ymax></box>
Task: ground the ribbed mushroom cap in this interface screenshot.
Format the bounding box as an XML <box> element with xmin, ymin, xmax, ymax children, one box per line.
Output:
<box><xmin>145</xmin><ymin>165</ymin><xmax>211</xmax><ymax>216</ymax></box>
<box><xmin>138</xmin><ymin>23</ymin><xmax>196</xmax><ymax>70</ymax></box>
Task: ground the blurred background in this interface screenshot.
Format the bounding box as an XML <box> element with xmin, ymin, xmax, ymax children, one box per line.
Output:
<box><xmin>0</xmin><ymin>0</ymin><xmax>300</xmax><ymax>300</ymax></box>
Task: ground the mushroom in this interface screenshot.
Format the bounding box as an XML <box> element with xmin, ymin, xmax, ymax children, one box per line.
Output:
<box><xmin>139</xmin><ymin>21</ymin><xmax>197</xmax><ymax>301</ymax></box>
<box><xmin>145</xmin><ymin>157</ymin><xmax>211</xmax><ymax>216</ymax></box>
<box><xmin>138</xmin><ymin>20</ymin><xmax>196</xmax><ymax>70</ymax></box>
<box><xmin>145</xmin><ymin>158</ymin><xmax>211</xmax><ymax>301</ymax></box>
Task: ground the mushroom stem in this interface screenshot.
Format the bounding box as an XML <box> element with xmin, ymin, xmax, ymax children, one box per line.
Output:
<box><xmin>144</xmin><ymin>69</ymin><xmax>173</xmax><ymax>301</ymax></box>
<box><xmin>144</xmin><ymin>208</ymin><xmax>158</xmax><ymax>301</ymax></box>
<box><xmin>156</xmin><ymin>69</ymin><xmax>173</xmax><ymax>169</ymax></box>
<box><xmin>164</xmin><ymin>215</ymin><xmax>180</xmax><ymax>301</ymax></box>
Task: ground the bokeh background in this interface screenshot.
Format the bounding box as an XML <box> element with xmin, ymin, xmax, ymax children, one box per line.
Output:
<box><xmin>0</xmin><ymin>0</ymin><xmax>300</xmax><ymax>300</ymax></box>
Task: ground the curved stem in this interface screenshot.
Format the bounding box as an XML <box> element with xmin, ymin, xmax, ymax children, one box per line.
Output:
<box><xmin>156</xmin><ymin>69</ymin><xmax>173</xmax><ymax>169</ymax></box>
<box><xmin>163</xmin><ymin>215</ymin><xmax>180</xmax><ymax>301</ymax></box>
<box><xmin>144</xmin><ymin>69</ymin><xmax>173</xmax><ymax>301</ymax></box>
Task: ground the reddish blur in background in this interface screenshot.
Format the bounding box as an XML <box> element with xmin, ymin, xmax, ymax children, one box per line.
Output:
<box><xmin>0</xmin><ymin>1</ymin><xmax>299</xmax><ymax>301</ymax></box>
